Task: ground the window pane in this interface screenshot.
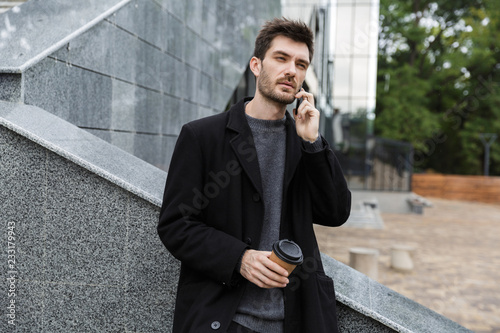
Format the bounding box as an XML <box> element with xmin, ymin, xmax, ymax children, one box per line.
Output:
<box><xmin>334</xmin><ymin>6</ymin><xmax>353</xmax><ymax>55</ymax></box>
<box><xmin>352</xmin><ymin>5</ymin><xmax>371</xmax><ymax>56</ymax></box>
<box><xmin>351</xmin><ymin>57</ymin><xmax>369</xmax><ymax>98</ymax></box>
<box><xmin>351</xmin><ymin>99</ymin><xmax>368</xmax><ymax>113</ymax></box>
<box><xmin>333</xmin><ymin>98</ymin><xmax>350</xmax><ymax>113</ymax></box>
<box><xmin>333</xmin><ymin>57</ymin><xmax>351</xmax><ymax>97</ymax></box>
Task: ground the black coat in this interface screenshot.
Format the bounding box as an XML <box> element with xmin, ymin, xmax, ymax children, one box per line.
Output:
<box><xmin>158</xmin><ymin>97</ymin><xmax>351</xmax><ymax>333</ymax></box>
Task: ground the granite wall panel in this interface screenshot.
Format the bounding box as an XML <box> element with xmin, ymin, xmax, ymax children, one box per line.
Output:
<box><xmin>42</xmin><ymin>283</ymin><xmax>126</xmax><ymax>332</ymax></box>
<box><xmin>0</xmin><ymin>74</ymin><xmax>22</xmax><ymax>102</ymax></box>
<box><xmin>24</xmin><ymin>57</ymin><xmax>200</xmax><ymax>133</ymax></box>
<box><xmin>5</xmin><ymin>281</ymin><xmax>45</xmax><ymax>332</ymax></box>
<box><xmin>154</xmin><ymin>0</ymin><xmax>186</xmax><ymax>22</ymax></box>
<box><xmin>125</xmin><ymin>195</ymin><xmax>178</xmax><ymax>332</ymax></box>
<box><xmin>85</xmin><ymin>128</ymin><xmax>178</xmax><ymax>171</ymax></box>
<box><xmin>0</xmin><ymin>125</ymin><xmax>179</xmax><ymax>332</ymax></box>
<box><xmin>337</xmin><ymin>303</ymin><xmax>397</xmax><ymax>333</ymax></box>
<box><xmin>110</xmin><ymin>0</ymin><xmax>165</xmax><ymax>50</ymax></box>
<box><xmin>131</xmin><ymin>132</ymin><xmax>165</xmax><ymax>168</ymax></box>
<box><xmin>43</xmin><ymin>165</ymin><xmax>130</xmax><ymax>285</ymax></box>
<box><xmin>185</xmin><ymin>0</ymin><xmax>204</xmax><ymax>36</ymax></box>
<box><xmin>0</xmin><ymin>129</ymin><xmax>47</xmax><ymax>284</ymax></box>
<box><xmin>163</xmin><ymin>13</ymin><xmax>186</xmax><ymax>60</ymax></box>
<box><xmin>23</xmin><ymin>58</ymin><xmax>114</xmax><ymax>128</ymax></box>
<box><xmin>202</xmin><ymin>2</ymin><xmax>218</xmax><ymax>46</ymax></box>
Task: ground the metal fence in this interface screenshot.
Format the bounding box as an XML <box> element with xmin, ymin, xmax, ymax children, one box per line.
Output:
<box><xmin>335</xmin><ymin>136</ymin><xmax>413</xmax><ymax>192</ymax></box>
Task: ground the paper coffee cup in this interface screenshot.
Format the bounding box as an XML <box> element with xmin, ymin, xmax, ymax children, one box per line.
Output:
<box><xmin>269</xmin><ymin>239</ymin><xmax>303</xmax><ymax>274</ymax></box>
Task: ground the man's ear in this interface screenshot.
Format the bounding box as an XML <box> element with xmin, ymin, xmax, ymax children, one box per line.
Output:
<box><xmin>249</xmin><ymin>56</ymin><xmax>261</xmax><ymax>78</ymax></box>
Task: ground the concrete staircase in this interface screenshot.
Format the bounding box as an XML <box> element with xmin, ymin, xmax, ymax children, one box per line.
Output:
<box><xmin>344</xmin><ymin>198</ymin><xmax>385</xmax><ymax>229</ymax></box>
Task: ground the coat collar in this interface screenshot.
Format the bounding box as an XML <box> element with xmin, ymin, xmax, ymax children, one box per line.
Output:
<box><xmin>226</xmin><ymin>97</ymin><xmax>302</xmax><ymax>196</ymax></box>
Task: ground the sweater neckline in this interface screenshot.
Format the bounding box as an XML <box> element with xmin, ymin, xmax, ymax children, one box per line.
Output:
<box><xmin>245</xmin><ymin>113</ymin><xmax>286</xmax><ymax>132</ymax></box>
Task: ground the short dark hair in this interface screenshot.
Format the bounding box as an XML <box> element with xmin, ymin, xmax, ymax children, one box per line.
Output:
<box><xmin>253</xmin><ymin>17</ymin><xmax>314</xmax><ymax>62</ymax></box>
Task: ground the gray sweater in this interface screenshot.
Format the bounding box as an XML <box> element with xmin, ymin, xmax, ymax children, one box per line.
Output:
<box><xmin>233</xmin><ymin>112</ymin><xmax>323</xmax><ymax>333</ymax></box>
<box><xmin>233</xmin><ymin>114</ymin><xmax>287</xmax><ymax>333</ymax></box>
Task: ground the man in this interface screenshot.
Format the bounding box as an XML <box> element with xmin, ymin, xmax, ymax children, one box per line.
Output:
<box><xmin>158</xmin><ymin>18</ymin><xmax>351</xmax><ymax>333</ymax></box>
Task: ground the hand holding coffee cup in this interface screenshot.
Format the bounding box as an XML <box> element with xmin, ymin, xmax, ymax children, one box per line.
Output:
<box><xmin>269</xmin><ymin>239</ymin><xmax>303</xmax><ymax>275</ymax></box>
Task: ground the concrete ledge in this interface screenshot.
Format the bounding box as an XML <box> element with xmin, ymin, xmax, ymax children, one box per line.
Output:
<box><xmin>0</xmin><ymin>100</ymin><xmax>165</xmax><ymax>206</ymax></box>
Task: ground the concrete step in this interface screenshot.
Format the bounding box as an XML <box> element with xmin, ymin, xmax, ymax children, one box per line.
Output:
<box><xmin>343</xmin><ymin>199</ymin><xmax>385</xmax><ymax>229</ymax></box>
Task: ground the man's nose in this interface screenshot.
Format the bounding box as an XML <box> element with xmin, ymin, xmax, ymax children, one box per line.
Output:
<box><xmin>284</xmin><ymin>62</ymin><xmax>297</xmax><ymax>77</ymax></box>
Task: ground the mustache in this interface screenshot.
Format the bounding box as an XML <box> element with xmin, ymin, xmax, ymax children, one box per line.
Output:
<box><xmin>277</xmin><ymin>78</ymin><xmax>297</xmax><ymax>88</ymax></box>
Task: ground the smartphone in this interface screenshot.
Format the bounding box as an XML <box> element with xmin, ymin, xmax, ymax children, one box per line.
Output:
<box><xmin>295</xmin><ymin>86</ymin><xmax>303</xmax><ymax>115</ymax></box>
<box><xmin>295</xmin><ymin>97</ymin><xmax>303</xmax><ymax>116</ymax></box>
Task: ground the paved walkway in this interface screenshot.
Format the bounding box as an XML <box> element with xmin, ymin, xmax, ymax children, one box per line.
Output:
<box><xmin>315</xmin><ymin>197</ymin><xmax>500</xmax><ymax>333</ymax></box>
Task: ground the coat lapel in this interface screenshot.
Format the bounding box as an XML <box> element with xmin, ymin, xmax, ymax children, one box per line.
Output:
<box><xmin>227</xmin><ymin>98</ymin><xmax>263</xmax><ymax>196</ymax></box>
<box><xmin>283</xmin><ymin>112</ymin><xmax>302</xmax><ymax>190</ymax></box>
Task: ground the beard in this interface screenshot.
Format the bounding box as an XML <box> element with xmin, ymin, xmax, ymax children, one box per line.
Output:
<box><xmin>257</xmin><ymin>64</ymin><xmax>299</xmax><ymax>105</ymax></box>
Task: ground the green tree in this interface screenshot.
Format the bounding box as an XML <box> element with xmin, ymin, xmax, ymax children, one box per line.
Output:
<box><xmin>376</xmin><ymin>0</ymin><xmax>500</xmax><ymax>175</ymax></box>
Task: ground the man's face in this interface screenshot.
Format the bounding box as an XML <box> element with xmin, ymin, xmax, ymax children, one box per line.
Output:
<box><xmin>255</xmin><ymin>36</ymin><xmax>310</xmax><ymax>105</ymax></box>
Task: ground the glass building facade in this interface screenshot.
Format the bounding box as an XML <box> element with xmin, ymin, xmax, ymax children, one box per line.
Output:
<box><xmin>331</xmin><ymin>0</ymin><xmax>379</xmax><ymax>116</ymax></box>
<box><xmin>282</xmin><ymin>0</ymin><xmax>379</xmax><ymax>117</ymax></box>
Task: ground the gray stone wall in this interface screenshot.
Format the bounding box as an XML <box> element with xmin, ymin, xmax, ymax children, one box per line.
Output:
<box><xmin>0</xmin><ymin>0</ymin><xmax>280</xmax><ymax>171</ymax></box>
<box><xmin>0</xmin><ymin>125</ymin><xmax>179</xmax><ymax>332</ymax></box>
<box><xmin>337</xmin><ymin>305</ymin><xmax>397</xmax><ymax>333</ymax></box>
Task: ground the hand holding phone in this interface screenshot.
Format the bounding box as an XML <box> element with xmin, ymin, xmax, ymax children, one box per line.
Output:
<box><xmin>293</xmin><ymin>88</ymin><xmax>320</xmax><ymax>143</ymax></box>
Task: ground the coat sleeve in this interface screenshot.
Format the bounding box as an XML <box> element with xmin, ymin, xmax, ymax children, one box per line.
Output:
<box><xmin>301</xmin><ymin>136</ymin><xmax>351</xmax><ymax>227</ymax></box>
<box><xmin>158</xmin><ymin>124</ymin><xmax>247</xmax><ymax>286</ymax></box>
